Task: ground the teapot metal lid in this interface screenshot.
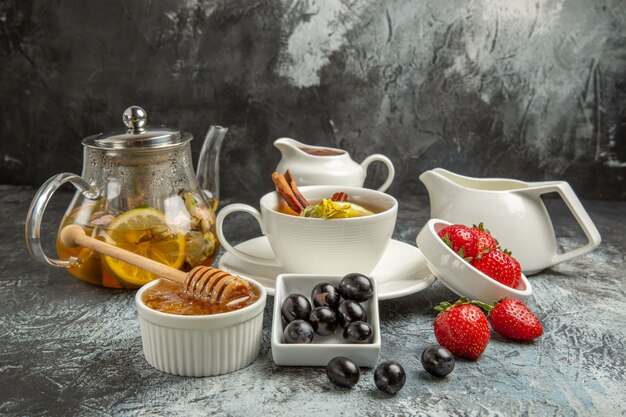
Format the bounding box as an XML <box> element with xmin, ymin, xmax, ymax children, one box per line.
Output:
<box><xmin>82</xmin><ymin>106</ymin><xmax>192</xmax><ymax>150</ymax></box>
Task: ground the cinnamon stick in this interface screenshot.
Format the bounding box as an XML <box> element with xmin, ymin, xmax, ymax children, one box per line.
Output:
<box><xmin>271</xmin><ymin>172</ymin><xmax>305</xmax><ymax>213</ymax></box>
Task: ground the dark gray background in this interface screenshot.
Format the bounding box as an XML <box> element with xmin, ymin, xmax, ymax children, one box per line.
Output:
<box><xmin>1</xmin><ymin>0</ymin><xmax>625</xmax><ymax>201</ymax></box>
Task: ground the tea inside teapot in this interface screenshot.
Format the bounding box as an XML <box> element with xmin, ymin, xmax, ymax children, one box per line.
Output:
<box><xmin>56</xmin><ymin>193</ymin><xmax>216</xmax><ymax>288</ymax></box>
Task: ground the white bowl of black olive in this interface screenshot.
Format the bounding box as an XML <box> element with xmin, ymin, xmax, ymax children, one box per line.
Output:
<box><xmin>271</xmin><ymin>273</ymin><xmax>381</xmax><ymax>367</ymax></box>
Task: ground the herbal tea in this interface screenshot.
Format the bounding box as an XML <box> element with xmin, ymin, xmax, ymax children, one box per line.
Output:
<box><xmin>276</xmin><ymin>198</ymin><xmax>383</xmax><ymax>219</ymax></box>
<box><xmin>271</xmin><ymin>170</ymin><xmax>386</xmax><ymax>219</ymax></box>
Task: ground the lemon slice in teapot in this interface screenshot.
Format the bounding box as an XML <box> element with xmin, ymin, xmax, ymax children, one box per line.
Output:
<box><xmin>102</xmin><ymin>207</ymin><xmax>186</xmax><ymax>287</ymax></box>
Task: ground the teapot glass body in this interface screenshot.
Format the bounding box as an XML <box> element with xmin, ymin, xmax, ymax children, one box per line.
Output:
<box><xmin>26</xmin><ymin>106</ymin><xmax>225</xmax><ymax>288</ymax></box>
<box><xmin>57</xmin><ymin>146</ymin><xmax>217</xmax><ymax>288</ymax></box>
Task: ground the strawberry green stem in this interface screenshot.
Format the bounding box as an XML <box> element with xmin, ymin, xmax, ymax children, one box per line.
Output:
<box><xmin>471</xmin><ymin>299</ymin><xmax>494</xmax><ymax>312</ymax></box>
<box><xmin>434</xmin><ymin>297</ymin><xmax>496</xmax><ymax>313</ymax></box>
<box><xmin>434</xmin><ymin>297</ymin><xmax>470</xmax><ymax>312</ymax></box>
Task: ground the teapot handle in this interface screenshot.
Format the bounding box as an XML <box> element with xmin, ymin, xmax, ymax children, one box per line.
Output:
<box><xmin>360</xmin><ymin>154</ymin><xmax>395</xmax><ymax>192</ymax></box>
<box><xmin>25</xmin><ymin>173</ymin><xmax>100</xmax><ymax>268</ymax></box>
<box><xmin>521</xmin><ymin>181</ymin><xmax>601</xmax><ymax>267</ymax></box>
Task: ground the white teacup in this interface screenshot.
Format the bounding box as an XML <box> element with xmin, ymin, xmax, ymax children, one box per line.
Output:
<box><xmin>216</xmin><ymin>186</ymin><xmax>398</xmax><ymax>275</ymax></box>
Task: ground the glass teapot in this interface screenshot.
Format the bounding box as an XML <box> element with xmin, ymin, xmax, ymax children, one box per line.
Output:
<box><xmin>25</xmin><ymin>106</ymin><xmax>228</xmax><ymax>288</ymax></box>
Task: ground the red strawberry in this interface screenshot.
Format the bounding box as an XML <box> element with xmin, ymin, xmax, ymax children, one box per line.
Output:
<box><xmin>485</xmin><ymin>298</ymin><xmax>543</xmax><ymax>341</ymax></box>
<box><xmin>471</xmin><ymin>223</ymin><xmax>498</xmax><ymax>253</ymax></box>
<box><xmin>437</xmin><ymin>224</ymin><xmax>479</xmax><ymax>261</ymax></box>
<box><xmin>433</xmin><ymin>298</ymin><xmax>490</xmax><ymax>360</ymax></box>
<box><xmin>472</xmin><ymin>249</ymin><xmax>521</xmax><ymax>288</ymax></box>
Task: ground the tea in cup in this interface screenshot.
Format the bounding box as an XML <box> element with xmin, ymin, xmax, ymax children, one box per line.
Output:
<box><xmin>216</xmin><ymin>186</ymin><xmax>398</xmax><ymax>275</ymax></box>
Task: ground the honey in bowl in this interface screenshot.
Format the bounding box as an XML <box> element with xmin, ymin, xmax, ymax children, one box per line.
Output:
<box><xmin>142</xmin><ymin>279</ymin><xmax>261</xmax><ymax>315</ymax></box>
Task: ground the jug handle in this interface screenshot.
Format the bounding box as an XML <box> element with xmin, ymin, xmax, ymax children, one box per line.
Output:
<box><xmin>519</xmin><ymin>181</ymin><xmax>601</xmax><ymax>267</ymax></box>
<box><xmin>25</xmin><ymin>173</ymin><xmax>100</xmax><ymax>268</ymax></box>
<box><xmin>360</xmin><ymin>154</ymin><xmax>395</xmax><ymax>192</ymax></box>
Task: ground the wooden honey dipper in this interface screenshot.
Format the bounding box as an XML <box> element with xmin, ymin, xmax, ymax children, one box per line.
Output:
<box><xmin>60</xmin><ymin>225</ymin><xmax>252</xmax><ymax>305</ymax></box>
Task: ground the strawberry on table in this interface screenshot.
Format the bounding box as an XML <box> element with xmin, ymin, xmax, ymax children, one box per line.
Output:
<box><xmin>483</xmin><ymin>298</ymin><xmax>543</xmax><ymax>341</ymax></box>
<box><xmin>471</xmin><ymin>223</ymin><xmax>498</xmax><ymax>253</ymax></box>
<box><xmin>472</xmin><ymin>249</ymin><xmax>521</xmax><ymax>289</ymax></box>
<box><xmin>437</xmin><ymin>224</ymin><xmax>480</xmax><ymax>261</ymax></box>
<box><xmin>433</xmin><ymin>298</ymin><xmax>491</xmax><ymax>360</ymax></box>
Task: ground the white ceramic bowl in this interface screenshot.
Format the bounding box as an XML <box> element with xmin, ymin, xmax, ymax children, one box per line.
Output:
<box><xmin>135</xmin><ymin>278</ymin><xmax>267</xmax><ymax>377</ymax></box>
<box><xmin>271</xmin><ymin>274</ymin><xmax>381</xmax><ymax>367</ymax></box>
<box><xmin>416</xmin><ymin>219</ymin><xmax>532</xmax><ymax>303</ymax></box>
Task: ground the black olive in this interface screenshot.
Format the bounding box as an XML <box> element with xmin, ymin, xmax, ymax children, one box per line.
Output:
<box><xmin>374</xmin><ymin>360</ymin><xmax>406</xmax><ymax>395</ymax></box>
<box><xmin>337</xmin><ymin>299</ymin><xmax>367</xmax><ymax>328</ymax></box>
<box><xmin>343</xmin><ymin>321</ymin><xmax>373</xmax><ymax>343</ymax></box>
<box><xmin>338</xmin><ymin>273</ymin><xmax>373</xmax><ymax>302</ymax></box>
<box><xmin>281</xmin><ymin>293</ymin><xmax>312</xmax><ymax>323</ymax></box>
<box><xmin>283</xmin><ymin>320</ymin><xmax>315</xmax><ymax>344</ymax></box>
<box><xmin>311</xmin><ymin>282</ymin><xmax>341</xmax><ymax>310</ymax></box>
<box><xmin>326</xmin><ymin>357</ymin><xmax>360</xmax><ymax>389</ymax></box>
<box><xmin>309</xmin><ymin>306</ymin><xmax>338</xmax><ymax>336</ymax></box>
<box><xmin>421</xmin><ymin>345</ymin><xmax>455</xmax><ymax>377</ymax></box>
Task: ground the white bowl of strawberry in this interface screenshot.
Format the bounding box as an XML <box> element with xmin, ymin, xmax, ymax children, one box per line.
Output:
<box><xmin>416</xmin><ymin>219</ymin><xmax>532</xmax><ymax>303</ymax></box>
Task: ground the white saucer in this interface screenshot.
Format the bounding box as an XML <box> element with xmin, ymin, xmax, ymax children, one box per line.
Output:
<box><xmin>218</xmin><ymin>237</ymin><xmax>436</xmax><ymax>300</ymax></box>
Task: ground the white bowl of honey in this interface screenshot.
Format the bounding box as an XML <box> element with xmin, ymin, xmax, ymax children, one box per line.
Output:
<box><xmin>135</xmin><ymin>275</ymin><xmax>267</xmax><ymax>377</ymax></box>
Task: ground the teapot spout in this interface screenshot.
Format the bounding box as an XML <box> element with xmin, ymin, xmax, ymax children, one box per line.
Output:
<box><xmin>197</xmin><ymin>125</ymin><xmax>228</xmax><ymax>212</ymax></box>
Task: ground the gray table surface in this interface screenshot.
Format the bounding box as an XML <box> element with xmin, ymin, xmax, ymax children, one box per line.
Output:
<box><xmin>1</xmin><ymin>185</ymin><xmax>625</xmax><ymax>416</ymax></box>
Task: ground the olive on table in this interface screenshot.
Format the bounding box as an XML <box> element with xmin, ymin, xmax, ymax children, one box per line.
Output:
<box><xmin>309</xmin><ymin>306</ymin><xmax>338</xmax><ymax>336</ymax></box>
<box><xmin>326</xmin><ymin>357</ymin><xmax>360</xmax><ymax>389</ymax></box>
<box><xmin>421</xmin><ymin>345</ymin><xmax>455</xmax><ymax>377</ymax></box>
<box><xmin>343</xmin><ymin>321</ymin><xmax>373</xmax><ymax>343</ymax></box>
<box><xmin>283</xmin><ymin>319</ymin><xmax>315</xmax><ymax>344</ymax></box>
<box><xmin>281</xmin><ymin>293</ymin><xmax>312</xmax><ymax>323</ymax></box>
<box><xmin>338</xmin><ymin>273</ymin><xmax>373</xmax><ymax>302</ymax></box>
<box><xmin>337</xmin><ymin>299</ymin><xmax>367</xmax><ymax>328</ymax></box>
<box><xmin>311</xmin><ymin>282</ymin><xmax>341</xmax><ymax>310</ymax></box>
<box><xmin>374</xmin><ymin>360</ymin><xmax>406</xmax><ymax>395</ymax></box>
